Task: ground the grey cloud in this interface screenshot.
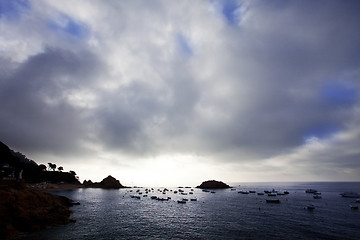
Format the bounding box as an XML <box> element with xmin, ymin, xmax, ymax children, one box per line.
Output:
<box><xmin>0</xmin><ymin>48</ymin><xmax>103</xmax><ymax>155</ymax></box>
<box><xmin>1</xmin><ymin>0</ymin><xmax>359</xmax><ymax>181</ymax></box>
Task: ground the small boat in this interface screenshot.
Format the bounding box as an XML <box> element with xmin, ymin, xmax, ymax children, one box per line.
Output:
<box><xmin>190</xmin><ymin>198</ymin><xmax>197</xmax><ymax>201</ymax></box>
<box><xmin>182</xmin><ymin>198</ymin><xmax>188</xmax><ymax>201</ymax></box>
<box><xmin>249</xmin><ymin>190</ymin><xmax>256</xmax><ymax>193</ymax></box>
<box><xmin>313</xmin><ymin>195</ymin><xmax>322</xmax><ymax>199</ymax></box>
<box><xmin>267</xmin><ymin>193</ymin><xmax>277</xmax><ymax>197</ymax></box>
<box><xmin>305</xmin><ymin>189</ymin><xmax>318</xmax><ymax>193</ymax></box>
<box><xmin>340</xmin><ymin>192</ymin><xmax>360</xmax><ymax>198</ymax></box>
<box><xmin>284</xmin><ymin>191</ymin><xmax>289</xmax><ymax>194</ymax></box>
<box><xmin>189</xmin><ymin>192</ymin><xmax>194</xmax><ymax>194</ymax></box>
<box><xmin>350</xmin><ymin>205</ymin><xmax>358</xmax><ymax>210</ymax></box>
<box><xmin>177</xmin><ymin>200</ymin><xmax>186</xmax><ymax>204</ymax></box>
<box><xmin>150</xmin><ymin>196</ymin><xmax>158</xmax><ymax>200</ymax></box>
<box><xmin>231</xmin><ymin>188</ymin><xmax>236</xmax><ymax>191</ymax></box>
<box><xmin>264</xmin><ymin>190</ymin><xmax>271</xmax><ymax>194</ymax></box>
<box><xmin>210</xmin><ymin>191</ymin><xmax>216</xmax><ymax>194</ymax></box>
<box><xmin>306</xmin><ymin>204</ymin><xmax>315</xmax><ymax>210</ymax></box>
<box><xmin>355</xmin><ymin>199</ymin><xmax>360</xmax><ymax>203</ymax></box>
<box><xmin>257</xmin><ymin>192</ymin><xmax>264</xmax><ymax>195</ymax></box>
<box><xmin>238</xmin><ymin>191</ymin><xmax>249</xmax><ymax>194</ymax></box>
<box><xmin>266</xmin><ymin>199</ymin><xmax>280</xmax><ymax>203</ymax></box>
<box><xmin>157</xmin><ymin>197</ymin><xmax>169</xmax><ymax>201</ymax></box>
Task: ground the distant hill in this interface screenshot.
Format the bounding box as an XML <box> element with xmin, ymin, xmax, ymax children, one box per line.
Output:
<box><xmin>0</xmin><ymin>141</ymin><xmax>80</xmax><ymax>184</ymax></box>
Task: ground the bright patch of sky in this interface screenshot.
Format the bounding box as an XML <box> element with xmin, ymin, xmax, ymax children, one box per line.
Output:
<box><xmin>49</xmin><ymin>14</ymin><xmax>87</xmax><ymax>38</ymax></box>
<box><xmin>221</xmin><ymin>0</ymin><xmax>240</xmax><ymax>25</ymax></box>
<box><xmin>0</xmin><ymin>0</ymin><xmax>29</xmax><ymax>19</ymax></box>
<box><xmin>177</xmin><ymin>33</ymin><xmax>193</xmax><ymax>56</ymax></box>
<box><xmin>321</xmin><ymin>81</ymin><xmax>357</xmax><ymax>107</ymax></box>
<box><xmin>303</xmin><ymin>123</ymin><xmax>340</xmax><ymax>142</ymax></box>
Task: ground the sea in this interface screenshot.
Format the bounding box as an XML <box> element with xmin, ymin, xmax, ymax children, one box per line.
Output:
<box><xmin>19</xmin><ymin>182</ymin><xmax>360</xmax><ymax>240</ymax></box>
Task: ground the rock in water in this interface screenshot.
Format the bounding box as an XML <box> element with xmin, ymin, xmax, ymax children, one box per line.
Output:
<box><xmin>99</xmin><ymin>175</ymin><xmax>124</xmax><ymax>189</ymax></box>
<box><xmin>196</xmin><ymin>180</ymin><xmax>231</xmax><ymax>189</ymax></box>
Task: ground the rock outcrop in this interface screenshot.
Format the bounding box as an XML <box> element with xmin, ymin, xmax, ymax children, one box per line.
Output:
<box><xmin>196</xmin><ymin>180</ymin><xmax>231</xmax><ymax>189</ymax></box>
<box><xmin>0</xmin><ymin>181</ymin><xmax>75</xmax><ymax>238</ymax></box>
<box><xmin>85</xmin><ymin>175</ymin><xmax>125</xmax><ymax>189</ymax></box>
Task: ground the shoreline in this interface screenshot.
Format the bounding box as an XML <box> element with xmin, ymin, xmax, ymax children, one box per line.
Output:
<box><xmin>27</xmin><ymin>183</ymin><xmax>84</xmax><ymax>191</ymax></box>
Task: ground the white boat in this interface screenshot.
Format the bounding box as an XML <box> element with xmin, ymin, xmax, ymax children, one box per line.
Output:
<box><xmin>340</xmin><ymin>192</ymin><xmax>360</xmax><ymax>198</ymax></box>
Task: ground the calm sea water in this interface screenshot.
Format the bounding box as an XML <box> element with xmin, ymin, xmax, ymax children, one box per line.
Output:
<box><xmin>20</xmin><ymin>182</ymin><xmax>360</xmax><ymax>240</ymax></box>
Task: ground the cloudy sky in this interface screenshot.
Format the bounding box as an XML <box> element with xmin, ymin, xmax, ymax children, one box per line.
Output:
<box><xmin>1</xmin><ymin>0</ymin><xmax>359</xmax><ymax>186</ymax></box>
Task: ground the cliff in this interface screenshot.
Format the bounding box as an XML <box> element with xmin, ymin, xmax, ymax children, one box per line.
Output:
<box><xmin>0</xmin><ymin>181</ymin><xmax>75</xmax><ymax>238</ymax></box>
<box><xmin>196</xmin><ymin>180</ymin><xmax>231</xmax><ymax>189</ymax></box>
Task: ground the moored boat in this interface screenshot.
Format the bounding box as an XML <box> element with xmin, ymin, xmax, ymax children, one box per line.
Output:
<box><xmin>306</xmin><ymin>204</ymin><xmax>315</xmax><ymax>210</ymax></box>
<box><xmin>340</xmin><ymin>192</ymin><xmax>360</xmax><ymax>198</ymax></box>
<box><xmin>350</xmin><ymin>205</ymin><xmax>358</xmax><ymax>210</ymax></box>
<box><xmin>305</xmin><ymin>189</ymin><xmax>318</xmax><ymax>193</ymax></box>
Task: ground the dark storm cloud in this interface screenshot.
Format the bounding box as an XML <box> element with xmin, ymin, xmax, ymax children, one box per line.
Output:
<box><xmin>0</xmin><ymin>48</ymin><xmax>103</xmax><ymax>154</ymax></box>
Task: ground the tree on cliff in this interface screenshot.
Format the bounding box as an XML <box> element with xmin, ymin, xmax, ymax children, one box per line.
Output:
<box><xmin>58</xmin><ymin>166</ymin><xmax>63</xmax><ymax>172</ymax></box>
<box><xmin>48</xmin><ymin>163</ymin><xmax>56</xmax><ymax>171</ymax></box>
<box><xmin>39</xmin><ymin>164</ymin><xmax>47</xmax><ymax>171</ymax></box>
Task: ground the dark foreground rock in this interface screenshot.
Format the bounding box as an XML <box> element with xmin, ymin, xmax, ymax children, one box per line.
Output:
<box><xmin>0</xmin><ymin>180</ymin><xmax>74</xmax><ymax>238</ymax></box>
<box><xmin>84</xmin><ymin>175</ymin><xmax>126</xmax><ymax>189</ymax></box>
<box><xmin>196</xmin><ymin>180</ymin><xmax>231</xmax><ymax>189</ymax></box>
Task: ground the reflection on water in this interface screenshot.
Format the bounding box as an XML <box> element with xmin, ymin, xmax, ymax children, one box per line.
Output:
<box><xmin>21</xmin><ymin>182</ymin><xmax>360</xmax><ymax>240</ymax></box>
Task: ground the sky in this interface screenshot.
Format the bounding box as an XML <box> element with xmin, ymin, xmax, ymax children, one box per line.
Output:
<box><xmin>1</xmin><ymin>0</ymin><xmax>360</xmax><ymax>187</ymax></box>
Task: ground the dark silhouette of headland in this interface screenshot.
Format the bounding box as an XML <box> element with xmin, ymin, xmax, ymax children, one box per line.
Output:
<box><xmin>0</xmin><ymin>141</ymin><xmax>80</xmax><ymax>238</ymax></box>
<box><xmin>0</xmin><ymin>140</ymin><xmax>129</xmax><ymax>238</ymax></box>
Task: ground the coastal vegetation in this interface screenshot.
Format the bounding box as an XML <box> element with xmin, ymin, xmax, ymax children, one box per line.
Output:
<box><xmin>0</xmin><ymin>141</ymin><xmax>80</xmax><ymax>184</ymax></box>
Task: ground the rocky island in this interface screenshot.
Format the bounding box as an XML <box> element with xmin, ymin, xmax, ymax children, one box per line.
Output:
<box><xmin>83</xmin><ymin>175</ymin><xmax>127</xmax><ymax>189</ymax></box>
<box><xmin>196</xmin><ymin>180</ymin><xmax>231</xmax><ymax>189</ymax></box>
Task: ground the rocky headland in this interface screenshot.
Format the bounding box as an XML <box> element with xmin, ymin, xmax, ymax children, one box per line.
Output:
<box><xmin>196</xmin><ymin>180</ymin><xmax>231</xmax><ymax>189</ymax></box>
<box><xmin>0</xmin><ymin>180</ymin><xmax>76</xmax><ymax>238</ymax></box>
